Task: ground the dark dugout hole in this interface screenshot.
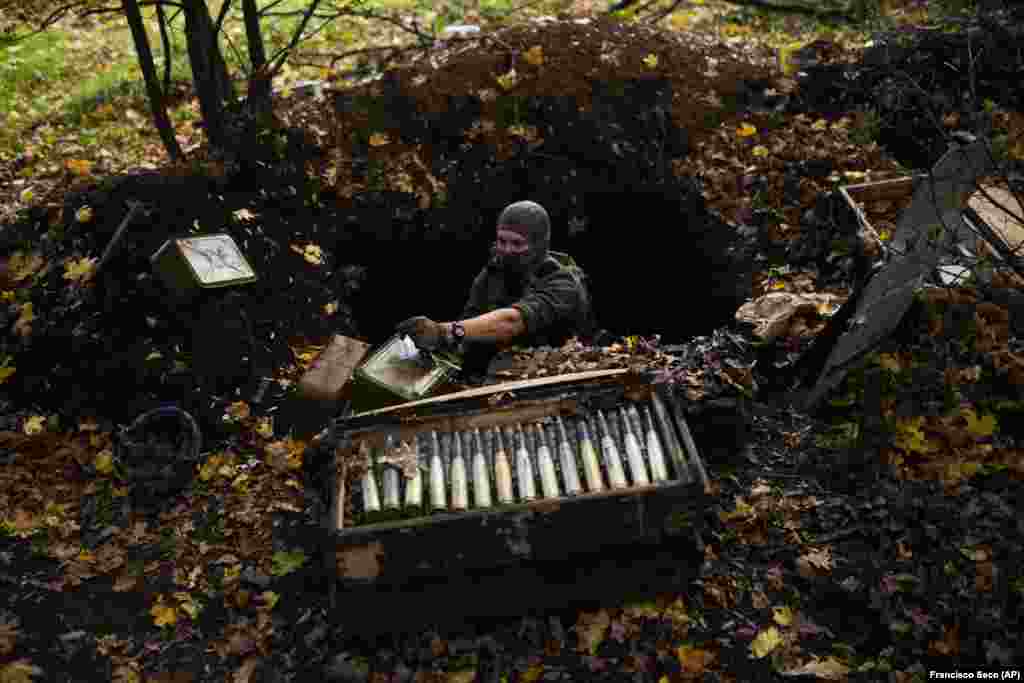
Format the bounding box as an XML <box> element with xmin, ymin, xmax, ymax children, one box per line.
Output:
<box><xmin>344</xmin><ymin>190</ymin><xmax>750</xmax><ymax>346</ymax></box>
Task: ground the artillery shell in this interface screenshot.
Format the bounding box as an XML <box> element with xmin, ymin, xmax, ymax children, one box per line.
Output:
<box><xmin>535</xmin><ymin>424</ymin><xmax>561</xmax><ymax>499</ymax></box>
<box><xmin>404</xmin><ymin>435</ymin><xmax>424</xmax><ymax>509</ymax></box>
<box><xmin>429</xmin><ymin>430</ymin><xmax>446</xmax><ymax>511</ymax></box>
<box><xmin>556</xmin><ymin>417</ymin><xmax>582</xmax><ymax>496</ymax></box>
<box><xmin>576</xmin><ymin>417</ymin><xmax>605</xmax><ymax>493</ymax></box>
<box><xmin>596</xmin><ymin>410</ymin><xmax>628</xmax><ymax>489</ymax></box>
<box><xmin>472</xmin><ymin>428</ymin><xmax>492</xmax><ymax>508</ymax></box>
<box><xmin>492</xmin><ymin>427</ymin><xmax>514</xmax><ymax>505</ymax></box>
<box><xmin>651</xmin><ymin>393</ymin><xmax>691</xmax><ymax>484</ymax></box>
<box><xmin>361</xmin><ymin>464</ymin><xmax>381</xmax><ymax>513</ymax></box>
<box><xmin>640</xmin><ymin>405</ymin><xmax>670</xmax><ymax>482</ymax></box>
<box><xmin>619</xmin><ymin>406</ymin><xmax>650</xmax><ymax>487</ymax></box>
<box><xmin>663</xmin><ymin>390</ymin><xmax>711</xmax><ymax>490</ymax></box>
<box><xmin>514</xmin><ymin>425</ymin><xmax>537</xmax><ymax>502</ymax></box>
<box><xmin>450</xmin><ymin>431</ymin><xmax>468</xmax><ymax>511</ymax></box>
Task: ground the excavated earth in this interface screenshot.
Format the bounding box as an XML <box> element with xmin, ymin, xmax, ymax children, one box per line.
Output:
<box><xmin>1</xmin><ymin>8</ymin><xmax>1024</xmax><ymax>683</ymax></box>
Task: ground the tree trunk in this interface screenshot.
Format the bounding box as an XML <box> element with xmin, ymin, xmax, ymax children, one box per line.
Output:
<box><xmin>242</xmin><ymin>0</ymin><xmax>273</xmax><ymax>120</ymax></box>
<box><xmin>155</xmin><ymin>0</ymin><xmax>173</xmax><ymax>96</ymax></box>
<box><xmin>182</xmin><ymin>0</ymin><xmax>230</xmax><ymax>151</ymax></box>
<box><xmin>122</xmin><ymin>0</ymin><xmax>182</xmax><ymax>161</ymax></box>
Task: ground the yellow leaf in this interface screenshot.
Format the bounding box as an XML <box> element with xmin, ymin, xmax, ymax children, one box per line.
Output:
<box><xmin>0</xmin><ymin>365</ymin><xmax>15</xmax><ymax>384</ymax></box>
<box><xmin>232</xmin><ymin>473</ymin><xmax>250</xmax><ymax>492</ymax></box>
<box><xmin>777</xmin><ymin>41</ymin><xmax>805</xmax><ymax>76</ymax></box>
<box><xmin>1</xmin><ymin>291</ymin><xmax>13</xmax><ymax>302</ymax></box>
<box><xmin>19</xmin><ymin>188</ymin><xmax>34</xmax><ymax>203</ymax></box>
<box><xmin>65</xmin><ymin>158</ymin><xmax>94</xmax><ymax>177</ymax></box>
<box><xmin>495</xmin><ymin>69</ymin><xmax>518</xmax><ymax>91</ymax></box>
<box><xmin>255</xmin><ymin>417</ymin><xmax>274</xmax><ymax>438</ymax></box>
<box><xmin>520</xmin><ymin>665</ymin><xmax>543</xmax><ymax>683</ymax></box>
<box><xmin>523</xmin><ymin>45</ymin><xmax>544</xmax><ymax>66</ymax></box>
<box><xmin>260</xmin><ymin>591</ymin><xmax>279</xmax><ymax>610</ymax></box>
<box><xmin>772</xmin><ymin>605</ymin><xmax>794</xmax><ymax>626</ymax></box>
<box><xmin>894</xmin><ymin>417</ymin><xmax>942</xmax><ymax>455</ymax></box>
<box><xmin>74</xmin><ymin>205</ymin><xmax>94</xmax><ymax>223</ymax></box>
<box><xmin>368</xmin><ymin>133</ymin><xmax>390</xmax><ymax>147</ymax></box>
<box><xmin>0</xmin><ymin>660</ymin><xmax>43</xmax><ymax>683</ymax></box>
<box><xmin>642</xmin><ymin>53</ymin><xmax>659</xmax><ymax>69</ymax></box>
<box><xmin>676</xmin><ymin>645</ymin><xmax>713</xmax><ymax>673</ymax></box>
<box><xmin>63</xmin><ymin>257</ymin><xmax>97</xmax><ymax>283</ymax></box>
<box><xmin>198</xmin><ymin>454</ymin><xmax>224</xmax><ymax>482</ymax></box>
<box><xmin>811</xmin><ymin>119</ymin><xmax>828</xmax><ymax>131</ymax></box>
<box><xmin>78</xmin><ymin>549</ymin><xmax>95</xmax><ymax>562</ymax></box>
<box><xmin>225</xmin><ymin>401</ymin><xmax>250</xmax><ymax>421</ymax></box>
<box><xmin>751</xmin><ymin>145</ymin><xmax>769</xmax><ymax>157</ymax></box>
<box><xmin>150</xmin><ymin>599</ymin><xmax>178</xmax><ymax>627</ymax></box>
<box><xmin>323</xmin><ymin>300</ymin><xmax>339</xmax><ymax>316</ymax></box>
<box><xmin>174</xmin><ymin>592</ymin><xmax>202</xmax><ymax>619</ymax></box>
<box><xmin>94</xmin><ymin>449</ymin><xmax>114</xmax><ymax>475</ymax></box>
<box><xmin>750</xmin><ymin>626</ymin><xmax>782</xmax><ymax>658</ymax></box>
<box><xmin>223</xmin><ymin>564</ymin><xmax>241</xmax><ymax>583</ymax></box>
<box><xmin>303</xmin><ymin>244</ymin><xmax>324</xmax><ymax>266</ymax></box>
<box><xmin>962</xmin><ymin>407</ymin><xmax>997</xmax><ymax>438</ymax></box>
<box><xmin>23</xmin><ymin>415</ymin><xmax>44</xmax><ymax>436</ymax></box>
<box><xmin>843</xmin><ymin>171</ymin><xmax>867</xmax><ymax>180</ymax></box>
<box><xmin>736</xmin><ymin>123</ymin><xmax>757</xmax><ymax>138</ymax></box>
<box><xmin>145</xmin><ymin>351</ymin><xmax>162</xmax><ymax>361</ymax></box>
<box><xmin>8</xmin><ymin>251</ymin><xmax>44</xmax><ymax>283</ymax></box>
<box><xmin>876</xmin><ymin>353</ymin><xmax>902</xmax><ymax>372</ymax></box>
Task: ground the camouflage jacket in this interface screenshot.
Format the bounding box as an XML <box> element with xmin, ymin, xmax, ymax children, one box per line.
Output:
<box><xmin>460</xmin><ymin>250</ymin><xmax>595</xmax><ymax>348</ymax></box>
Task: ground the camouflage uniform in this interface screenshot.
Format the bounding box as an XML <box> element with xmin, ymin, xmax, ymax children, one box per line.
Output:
<box><xmin>460</xmin><ymin>250</ymin><xmax>596</xmax><ymax>351</ymax></box>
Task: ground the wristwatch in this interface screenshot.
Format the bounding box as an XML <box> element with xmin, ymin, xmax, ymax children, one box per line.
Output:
<box><xmin>450</xmin><ymin>321</ymin><xmax>466</xmax><ymax>345</ymax></box>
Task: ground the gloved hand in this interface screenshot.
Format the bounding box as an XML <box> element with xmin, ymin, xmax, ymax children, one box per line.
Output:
<box><xmin>395</xmin><ymin>316</ymin><xmax>446</xmax><ymax>351</ymax></box>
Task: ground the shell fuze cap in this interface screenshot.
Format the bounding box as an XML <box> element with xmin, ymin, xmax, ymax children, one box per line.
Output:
<box><xmin>497</xmin><ymin>200</ymin><xmax>550</xmax><ymax>250</ymax></box>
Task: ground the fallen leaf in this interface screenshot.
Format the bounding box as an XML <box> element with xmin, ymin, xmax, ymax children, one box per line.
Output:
<box><xmin>962</xmin><ymin>408</ymin><xmax>997</xmax><ymax>438</ymax></box>
<box><xmin>233</xmin><ymin>657</ymin><xmax>260</xmax><ymax>683</ymax></box>
<box><xmin>780</xmin><ymin>656</ymin><xmax>850</xmax><ymax>679</ymax></box>
<box><xmin>811</xmin><ymin>119</ymin><xmax>828</xmax><ymax>131</ymax></box>
<box><xmin>523</xmin><ymin>45</ymin><xmax>544</xmax><ymax>66</ymax></box>
<box><xmin>63</xmin><ymin>256</ymin><xmax>97</xmax><ymax>284</ymax></box>
<box><xmin>271</xmin><ymin>549</ymin><xmax>306</xmax><ymax>577</ymax></box>
<box><xmin>14</xmin><ymin>303</ymin><xmax>35</xmax><ymax>338</ymax></box>
<box><xmin>259</xmin><ymin>591</ymin><xmax>279</xmax><ymax>610</ymax></box>
<box><xmin>751</xmin><ymin>145</ymin><xmax>769</xmax><ymax>157</ymax></box>
<box><xmin>750</xmin><ymin>626</ymin><xmax>782</xmax><ymax>658</ymax></box>
<box><xmin>0</xmin><ymin>619</ymin><xmax>17</xmax><ymax>656</ymax></box>
<box><xmin>75</xmin><ymin>206</ymin><xmax>93</xmax><ymax>223</ymax></box>
<box><xmin>65</xmin><ymin>159</ymin><xmax>93</xmax><ymax>177</ymax></box>
<box><xmin>150</xmin><ymin>599</ymin><xmax>178</xmax><ymax>627</ymax></box>
<box><xmin>22</xmin><ymin>415</ymin><xmax>44</xmax><ymax>436</ymax></box>
<box><xmin>0</xmin><ymin>660</ymin><xmax>43</xmax><ymax>683</ymax></box>
<box><xmin>676</xmin><ymin>645</ymin><xmax>714</xmax><ymax>673</ymax></box>
<box><xmin>736</xmin><ymin>123</ymin><xmax>757</xmax><ymax>138</ymax></box>
<box><xmin>575</xmin><ymin>609</ymin><xmax>610</xmax><ymax>654</ymax></box>
<box><xmin>368</xmin><ymin>133</ymin><xmax>390</xmax><ymax>147</ymax></box>
<box><xmin>642</xmin><ymin>53</ymin><xmax>659</xmax><ymax>69</ymax></box>
<box><xmin>94</xmin><ymin>449</ymin><xmax>114</xmax><ymax>475</ymax></box>
<box><xmin>773</xmin><ymin>605</ymin><xmax>794</xmax><ymax>626</ymax></box>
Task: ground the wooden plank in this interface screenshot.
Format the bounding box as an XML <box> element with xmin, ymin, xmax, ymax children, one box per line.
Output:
<box><xmin>296</xmin><ymin>334</ymin><xmax>370</xmax><ymax>402</ymax></box>
<box><xmin>354</xmin><ymin>368</ymin><xmax>631</xmax><ymax>417</ymax></box>
<box><xmin>841</xmin><ymin>176</ymin><xmax>916</xmax><ymax>204</ymax></box>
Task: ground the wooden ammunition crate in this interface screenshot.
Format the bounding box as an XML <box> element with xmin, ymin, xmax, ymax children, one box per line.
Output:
<box><xmin>322</xmin><ymin>369</ymin><xmax>710</xmax><ymax>632</ymax></box>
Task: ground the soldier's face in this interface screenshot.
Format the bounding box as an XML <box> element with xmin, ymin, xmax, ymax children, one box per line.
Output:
<box><xmin>495</xmin><ymin>228</ymin><xmax>529</xmax><ymax>256</ymax></box>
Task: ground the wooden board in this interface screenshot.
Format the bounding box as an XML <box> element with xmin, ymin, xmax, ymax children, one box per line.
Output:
<box><xmin>296</xmin><ymin>334</ymin><xmax>370</xmax><ymax>402</ymax></box>
<box><xmin>354</xmin><ymin>367</ymin><xmax>632</xmax><ymax>417</ymax></box>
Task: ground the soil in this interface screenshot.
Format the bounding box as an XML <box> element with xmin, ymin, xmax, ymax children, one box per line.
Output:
<box><xmin>2</xmin><ymin>7</ymin><xmax>1024</xmax><ymax>683</ymax></box>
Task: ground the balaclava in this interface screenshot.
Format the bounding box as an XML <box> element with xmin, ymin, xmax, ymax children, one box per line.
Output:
<box><xmin>495</xmin><ymin>200</ymin><xmax>550</xmax><ymax>275</ymax></box>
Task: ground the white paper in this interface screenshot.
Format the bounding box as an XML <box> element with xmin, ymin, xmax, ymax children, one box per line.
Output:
<box><xmin>397</xmin><ymin>335</ymin><xmax>420</xmax><ymax>361</ymax></box>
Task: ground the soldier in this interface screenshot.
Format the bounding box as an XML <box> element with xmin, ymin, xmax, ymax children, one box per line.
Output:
<box><xmin>396</xmin><ymin>200</ymin><xmax>604</xmax><ymax>379</ymax></box>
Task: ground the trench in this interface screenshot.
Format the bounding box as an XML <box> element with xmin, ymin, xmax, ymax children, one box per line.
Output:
<box><xmin>340</xmin><ymin>190</ymin><xmax>749</xmax><ymax>347</ymax></box>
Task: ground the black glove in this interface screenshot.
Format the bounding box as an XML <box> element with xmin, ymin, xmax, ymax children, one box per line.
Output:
<box><xmin>395</xmin><ymin>315</ymin><xmax>446</xmax><ymax>351</ymax></box>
